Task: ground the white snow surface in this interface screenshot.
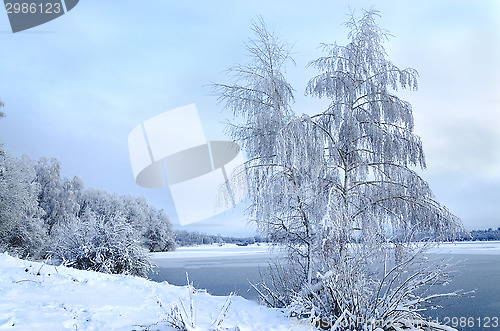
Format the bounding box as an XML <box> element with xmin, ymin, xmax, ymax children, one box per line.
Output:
<box><xmin>0</xmin><ymin>252</ymin><xmax>307</xmax><ymax>331</ymax></box>
<box><xmin>2</xmin><ymin>242</ymin><xmax>499</xmax><ymax>330</ymax></box>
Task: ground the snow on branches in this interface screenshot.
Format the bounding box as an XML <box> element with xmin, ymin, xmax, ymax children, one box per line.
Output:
<box><xmin>214</xmin><ymin>9</ymin><xmax>464</xmax><ymax>329</ymax></box>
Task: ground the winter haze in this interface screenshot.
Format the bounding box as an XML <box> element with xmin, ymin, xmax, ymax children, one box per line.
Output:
<box><xmin>0</xmin><ymin>0</ymin><xmax>499</xmax><ymax>235</ymax></box>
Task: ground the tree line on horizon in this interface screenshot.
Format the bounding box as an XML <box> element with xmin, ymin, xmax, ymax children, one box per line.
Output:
<box><xmin>173</xmin><ymin>230</ymin><xmax>268</xmax><ymax>247</ymax></box>
<box><xmin>460</xmin><ymin>227</ymin><xmax>500</xmax><ymax>241</ymax></box>
<box><xmin>172</xmin><ymin>227</ymin><xmax>500</xmax><ymax>247</ymax></box>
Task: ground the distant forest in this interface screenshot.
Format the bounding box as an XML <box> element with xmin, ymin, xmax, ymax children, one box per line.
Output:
<box><xmin>173</xmin><ymin>228</ymin><xmax>500</xmax><ymax>247</ymax></box>
<box><xmin>458</xmin><ymin>228</ymin><xmax>500</xmax><ymax>241</ymax></box>
<box><xmin>174</xmin><ymin>230</ymin><xmax>267</xmax><ymax>247</ymax></box>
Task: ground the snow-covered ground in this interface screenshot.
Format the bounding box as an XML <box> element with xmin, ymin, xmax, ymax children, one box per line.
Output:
<box><xmin>0</xmin><ymin>252</ymin><xmax>308</xmax><ymax>330</ymax></box>
<box><xmin>2</xmin><ymin>242</ymin><xmax>499</xmax><ymax>330</ymax></box>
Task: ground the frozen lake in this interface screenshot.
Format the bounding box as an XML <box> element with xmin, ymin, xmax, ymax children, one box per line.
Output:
<box><xmin>150</xmin><ymin>242</ymin><xmax>500</xmax><ymax>329</ymax></box>
<box><xmin>149</xmin><ymin>244</ymin><xmax>274</xmax><ymax>300</ymax></box>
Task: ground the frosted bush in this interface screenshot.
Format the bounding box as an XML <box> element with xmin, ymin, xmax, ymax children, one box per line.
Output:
<box><xmin>51</xmin><ymin>212</ymin><xmax>152</xmax><ymax>277</ymax></box>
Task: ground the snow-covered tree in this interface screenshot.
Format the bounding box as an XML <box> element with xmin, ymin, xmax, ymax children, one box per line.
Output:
<box><xmin>77</xmin><ymin>188</ymin><xmax>124</xmax><ymax>221</ymax></box>
<box><xmin>306</xmin><ymin>10</ymin><xmax>461</xmax><ymax>253</ymax></box>
<box><xmin>119</xmin><ymin>194</ymin><xmax>176</xmax><ymax>252</ymax></box>
<box><xmin>213</xmin><ymin>19</ymin><xmax>329</xmax><ymax>290</ymax></box>
<box><xmin>0</xmin><ymin>102</ymin><xmax>5</xmax><ymax>154</ymax></box>
<box><xmin>142</xmin><ymin>208</ymin><xmax>175</xmax><ymax>252</ymax></box>
<box><xmin>215</xmin><ymin>10</ymin><xmax>463</xmax><ymax>329</ymax></box>
<box><xmin>0</xmin><ymin>107</ymin><xmax>44</xmax><ymax>257</ymax></box>
<box><xmin>302</xmin><ymin>16</ymin><xmax>463</xmax><ymax>320</ymax></box>
<box><xmin>0</xmin><ymin>153</ymin><xmax>45</xmax><ymax>258</ymax></box>
<box><xmin>77</xmin><ymin>189</ymin><xmax>175</xmax><ymax>253</ymax></box>
<box><xmin>35</xmin><ymin>158</ymin><xmax>83</xmax><ymax>236</ymax></box>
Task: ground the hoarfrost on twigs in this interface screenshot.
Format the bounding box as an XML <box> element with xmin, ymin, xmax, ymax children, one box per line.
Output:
<box><xmin>213</xmin><ymin>9</ymin><xmax>463</xmax><ymax>330</ymax></box>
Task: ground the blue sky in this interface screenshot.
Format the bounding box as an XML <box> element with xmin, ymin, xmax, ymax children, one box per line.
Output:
<box><xmin>1</xmin><ymin>1</ymin><xmax>499</xmax><ymax>235</ymax></box>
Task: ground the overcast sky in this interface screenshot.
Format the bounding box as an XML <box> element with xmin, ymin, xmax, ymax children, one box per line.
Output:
<box><xmin>1</xmin><ymin>0</ymin><xmax>499</xmax><ymax>236</ymax></box>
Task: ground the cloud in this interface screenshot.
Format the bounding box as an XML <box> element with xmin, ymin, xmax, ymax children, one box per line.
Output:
<box><xmin>415</xmin><ymin>98</ymin><xmax>500</xmax><ymax>178</ymax></box>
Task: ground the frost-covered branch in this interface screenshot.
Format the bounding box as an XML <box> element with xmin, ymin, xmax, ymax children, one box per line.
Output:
<box><xmin>214</xmin><ymin>9</ymin><xmax>463</xmax><ymax>330</ymax></box>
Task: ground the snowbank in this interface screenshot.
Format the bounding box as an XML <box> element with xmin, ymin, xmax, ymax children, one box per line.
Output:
<box><xmin>4</xmin><ymin>242</ymin><xmax>497</xmax><ymax>329</ymax></box>
<box><xmin>0</xmin><ymin>253</ymin><xmax>307</xmax><ymax>330</ymax></box>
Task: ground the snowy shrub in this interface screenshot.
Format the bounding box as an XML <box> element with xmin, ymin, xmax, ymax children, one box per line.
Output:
<box><xmin>284</xmin><ymin>245</ymin><xmax>457</xmax><ymax>330</ymax></box>
<box><xmin>150</xmin><ymin>274</ymin><xmax>237</xmax><ymax>331</ymax></box>
<box><xmin>51</xmin><ymin>212</ymin><xmax>152</xmax><ymax>277</ymax></box>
